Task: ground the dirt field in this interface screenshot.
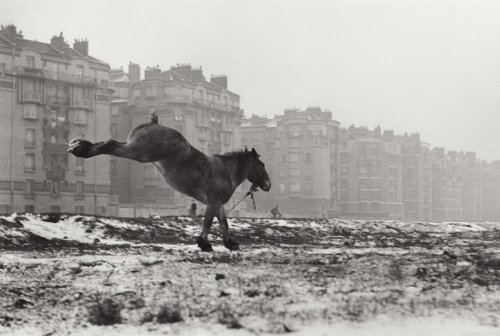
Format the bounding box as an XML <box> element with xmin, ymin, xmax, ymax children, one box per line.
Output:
<box><xmin>1</xmin><ymin>215</ymin><xmax>500</xmax><ymax>335</ymax></box>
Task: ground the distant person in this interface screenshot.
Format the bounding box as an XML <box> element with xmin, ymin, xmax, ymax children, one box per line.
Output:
<box><xmin>271</xmin><ymin>205</ymin><xmax>281</xmax><ymax>219</ymax></box>
<box><xmin>189</xmin><ymin>201</ymin><xmax>197</xmax><ymax>217</ymax></box>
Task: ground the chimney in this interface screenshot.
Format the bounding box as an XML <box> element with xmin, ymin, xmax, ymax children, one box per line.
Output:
<box><xmin>128</xmin><ymin>62</ymin><xmax>141</xmax><ymax>84</ymax></box>
<box><xmin>73</xmin><ymin>39</ymin><xmax>88</xmax><ymax>55</ymax></box>
<box><xmin>210</xmin><ymin>75</ymin><xmax>227</xmax><ymax>89</ymax></box>
<box><xmin>0</xmin><ymin>24</ymin><xmax>22</xmax><ymax>43</ymax></box>
<box><xmin>191</xmin><ymin>66</ymin><xmax>205</xmax><ymax>82</ymax></box>
<box><xmin>170</xmin><ymin>63</ymin><xmax>192</xmax><ymax>78</ymax></box>
<box><xmin>50</xmin><ymin>32</ymin><xmax>68</xmax><ymax>50</ymax></box>
<box><xmin>144</xmin><ymin>66</ymin><xmax>162</xmax><ymax>79</ymax></box>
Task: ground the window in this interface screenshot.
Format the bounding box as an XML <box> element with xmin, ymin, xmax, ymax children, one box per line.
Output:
<box><xmin>110</xmin><ymin>123</ymin><xmax>118</xmax><ymax>138</ymax></box>
<box><xmin>25</xmin><ymin>129</ymin><xmax>36</xmax><ymax>147</ymax></box>
<box><xmin>75</xmin><ymin>158</ymin><xmax>84</xmax><ymax>173</ymax></box>
<box><xmin>25</xmin><ymin>154</ymin><xmax>35</xmax><ymax>172</ymax></box>
<box><xmin>25</xmin><ymin>179</ymin><xmax>34</xmax><ymax>197</ymax></box>
<box><xmin>305</xmin><ymin>167</ymin><xmax>311</xmax><ymax>176</ymax></box>
<box><xmin>24</xmin><ymin>79</ymin><xmax>35</xmax><ymax>92</ymax></box>
<box><xmin>77</xmin><ymin>133</ymin><xmax>85</xmax><ymax>139</ymax></box>
<box><xmin>279</xmin><ymin>184</ymin><xmax>286</xmax><ymax>194</ymax></box>
<box><xmin>289</xmin><ymin>152</ymin><xmax>299</xmax><ymax>162</ymax></box>
<box><xmin>146</xmin><ymin>85</ymin><xmax>156</xmax><ymax>97</ymax></box>
<box><xmin>280</xmin><ymin>154</ymin><xmax>286</xmax><ymax>163</ymax></box>
<box><xmin>25</xmin><ymin>205</ymin><xmax>35</xmax><ymax>213</ymax></box>
<box><xmin>75</xmin><ymin>206</ymin><xmax>85</xmax><ymax>214</ymax></box>
<box><xmin>51</xmin><ymin>181</ymin><xmax>60</xmax><ymax>197</ymax></box>
<box><xmin>305</xmin><ymin>153</ymin><xmax>311</xmax><ymax>163</ymax></box>
<box><xmin>304</xmin><ymin>182</ymin><xmax>312</xmax><ymax>193</ymax></box>
<box><xmin>76</xmin><ymin>181</ymin><xmax>84</xmax><ymax>199</ymax></box>
<box><xmin>0</xmin><ymin>205</ymin><xmax>10</xmax><ymax>215</ymax></box>
<box><xmin>76</xmin><ymin>64</ymin><xmax>84</xmax><ymax>78</ymax></box>
<box><xmin>290</xmin><ymin>183</ymin><xmax>301</xmax><ymax>192</ymax></box>
<box><xmin>23</xmin><ymin>104</ymin><xmax>38</xmax><ymax>119</ymax></box>
<box><xmin>290</xmin><ymin>168</ymin><xmax>300</xmax><ymax>176</ymax></box>
<box><xmin>26</xmin><ymin>56</ymin><xmax>35</xmax><ymax>68</ymax></box>
<box><xmin>50</xmin><ymin>205</ymin><xmax>60</xmax><ymax>213</ymax></box>
<box><xmin>279</xmin><ymin>168</ymin><xmax>285</xmax><ymax>178</ymax></box>
<box><xmin>289</xmin><ymin>124</ymin><xmax>301</xmax><ymax>136</ymax></box>
<box><xmin>74</xmin><ymin>110</ymin><xmax>87</xmax><ymax>124</ymax></box>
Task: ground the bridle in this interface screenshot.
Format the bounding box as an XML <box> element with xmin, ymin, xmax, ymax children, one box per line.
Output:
<box><xmin>226</xmin><ymin>156</ymin><xmax>262</xmax><ymax>215</ymax></box>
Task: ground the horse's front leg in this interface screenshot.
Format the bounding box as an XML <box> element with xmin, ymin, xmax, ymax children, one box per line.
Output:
<box><xmin>217</xmin><ymin>207</ymin><xmax>239</xmax><ymax>251</ymax></box>
<box><xmin>196</xmin><ymin>206</ymin><xmax>217</xmax><ymax>252</ymax></box>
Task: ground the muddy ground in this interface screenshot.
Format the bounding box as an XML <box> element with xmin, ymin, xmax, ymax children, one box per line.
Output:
<box><xmin>1</xmin><ymin>215</ymin><xmax>500</xmax><ymax>335</ymax></box>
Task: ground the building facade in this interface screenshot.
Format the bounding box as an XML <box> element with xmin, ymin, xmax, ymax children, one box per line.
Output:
<box><xmin>0</xmin><ymin>25</ymin><xmax>116</xmax><ymax>215</ymax></box>
<box><xmin>241</xmin><ymin>107</ymin><xmax>340</xmax><ymax>218</ymax></box>
<box><xmin>109</xmin><ymin>63</ymin><xmax>243</xmax><ymax>216</ymax></box>
<box><xmin>339</xmin><ymin>126</ymin><xmax>403</xmax><ymax>219</ymax></box>
<box><xmin>400</xmin><ymin>133</ymin><xmax>432</xmax><ymax>221</ymax></box>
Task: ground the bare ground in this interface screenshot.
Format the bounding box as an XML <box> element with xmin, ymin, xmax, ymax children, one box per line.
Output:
<box><xmin>1</xmin><ymin>215</ymin><xmax>500</xmax><ymax>335</ymax></box>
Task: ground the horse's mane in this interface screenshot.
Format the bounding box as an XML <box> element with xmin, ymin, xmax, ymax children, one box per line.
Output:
<box><xmin>215</xmin><ymin>148</ymin><xmax>259</xmax><ymax>160</ymax></box>
<box><xmin>215</xmin><ymin>149</ymin><xmax>247</xmax><ymax>159</ymax></box>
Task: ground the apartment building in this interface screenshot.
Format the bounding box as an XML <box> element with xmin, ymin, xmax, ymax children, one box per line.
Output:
<box><xmin>241</xmin><ymin>107</ymin><xmax>340</xmax><ymax>217</ymax></box>
<box><xmin>109</xmin><ymin>63</ymin><xmax>243</xmax><ymax>215</ymax></box>
<box><xmin>431</xmin><ymin>148</ymin><xmax>463</xmax><ymax>221</ymax></box>
<box><xmin>0</xmin><ymin>25</ymin><xmax>115</xmax><ymax>215</ymax></box>
<box><xmin>339</xmin><ymin>126</ymin><xmax>403</xmax><ymax>219</ymax></box>
<box><xmin>399</xmin><ymin>133</ymin><xmax>432</xmax><ymax>221</ymax></box>
<box><xmin>482</xmin><ymin>161</ymin><xmax>500</xmax><ymax>221</ymax></box>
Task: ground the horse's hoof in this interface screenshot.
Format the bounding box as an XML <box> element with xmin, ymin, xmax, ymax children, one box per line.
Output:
<box><xmin>67</xmin><ymin>139</ymin><xmax>91</xmax><ymax>158</ymax></box>
<box><xmin>224</xmin><ymin>239</ymin><xmax>239</xmax><ymax>251</ymax></box>
<box><xmin>196</xmin><ymin>236</ymin><xmax>213</xmax><ymax>252</ymax></box>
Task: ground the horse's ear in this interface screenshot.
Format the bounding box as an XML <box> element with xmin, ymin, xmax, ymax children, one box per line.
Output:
<box><xmin>244</xmin><ymin>146</ymin><xmax>248</xmax><ymax>152</ymax></box>
<box><xmin>251</xmin><ymin>148</ymin><xmax>258</xmax><ymax>157</ymax></box>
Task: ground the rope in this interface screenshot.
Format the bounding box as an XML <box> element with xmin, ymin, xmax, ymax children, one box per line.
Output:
<box><xmin>226</xmin><ymin>185</ymin><xmax>259</xmax><ymax>215</ymax></box>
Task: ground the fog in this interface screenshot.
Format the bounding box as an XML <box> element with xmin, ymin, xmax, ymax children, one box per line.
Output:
<box><xmin>2</xmin><ymin>0</ymin><xmax>500</xmax><ymax>160</ymax></box>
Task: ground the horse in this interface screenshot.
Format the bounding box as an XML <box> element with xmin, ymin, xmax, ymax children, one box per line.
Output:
<box><xmin>67</xmin><ymin>114</ymin><xmax>271</xmax><ymax>252</ymax></box>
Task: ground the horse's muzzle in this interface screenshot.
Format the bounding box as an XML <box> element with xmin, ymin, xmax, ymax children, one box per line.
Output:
<box><xmin>262</xmin><ymin>179</ymin><xmax>271</xmax><ymax>191</ymax></box>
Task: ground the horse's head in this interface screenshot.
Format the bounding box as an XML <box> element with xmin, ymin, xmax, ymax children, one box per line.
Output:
<box><xmin>247</xmin><ymin>148</ymin><xmax>271</xmax><ymax>191</ymax></box>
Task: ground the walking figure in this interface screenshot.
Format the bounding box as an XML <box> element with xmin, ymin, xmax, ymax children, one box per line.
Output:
<box><xmin>189</xmin><ymin>201</ymin><xmax>197</xmax><ymax>217</ymax></box>
<box><xmin>271</xmin><ymin>205</ymin><xmax>281</xmax><ymax>219</ymax></box>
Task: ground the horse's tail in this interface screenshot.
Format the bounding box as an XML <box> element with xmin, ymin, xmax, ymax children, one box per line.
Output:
<box><xmin>127</xmin><ymin>112</ymin><xmax>159</xmax><ymax>141</ymax></box>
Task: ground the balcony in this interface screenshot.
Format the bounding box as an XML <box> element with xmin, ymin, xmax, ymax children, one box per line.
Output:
<box><xmin>11</xmin><ymin>67</ymin><xmax>98</xmax><ymax>87</ymax></box>
<box><xmin>46</xmin><ymin>95</ymin><xmax>69</xmax><ymax>106</ymax></box>
<box><xmin>72</xmin><ymin>98</ymin><xmax>91</xmax><ymax>110</ymax></box>
<box><xmin>193</xmin><ymin>98</ymin><xmax>230</xmax><ymax>111</ymax></box>
<box><xmin>46</xmin><ymin>167</ymin><xmax>66</xmax><ymax>181</ymax></box>
<box><xmin>12</xmin><ymin>66</ymin><xmax>44</xmax><ymax>79</ymax></box>
<box><xmin>43</xmin><ymin>142</ymin><xmax>68</xmax><ymax>153</ymax></box>
<box><xmin>49</xmin><ymin>71</ymin><xmax>97</xmax><ymax>87</ymax></box>
<box><xmin>22</xmin><ymin>91</ymin><xmax>42</xmax><ymax>104</ymax></box>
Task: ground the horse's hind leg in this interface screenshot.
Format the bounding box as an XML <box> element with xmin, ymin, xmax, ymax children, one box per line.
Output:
<box><xmin>68</xmin><ymin>113</ymin><xmax>160</xmax><ymax>161</ymax></box>
<box><xmin>68</xmin><ymin>138</ymin><xmax>154</xmax><ymax>163</ymax></box>
<box><xmin>217</xmin><ymin>207</ymin><xmax>239</xmax><ymax>251</ymax></box>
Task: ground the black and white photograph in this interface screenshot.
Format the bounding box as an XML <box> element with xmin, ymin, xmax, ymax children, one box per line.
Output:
<box><xmin>1</xmin><ymin>0</ymin><xmax>500</xmax><ymax>335</ymax></box>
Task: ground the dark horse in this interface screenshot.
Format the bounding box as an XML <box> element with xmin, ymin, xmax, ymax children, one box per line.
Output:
<box><xmin>67</xmin><ymin>114</ymin><xmax>271</xmax><ymax>252</ymax></box>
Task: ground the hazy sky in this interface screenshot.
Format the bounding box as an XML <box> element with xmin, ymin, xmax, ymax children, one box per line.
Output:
<box><xmin>2</xmin><ymin>0</ymin><xmax>500</xmax><ymax>161</ymax></box>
